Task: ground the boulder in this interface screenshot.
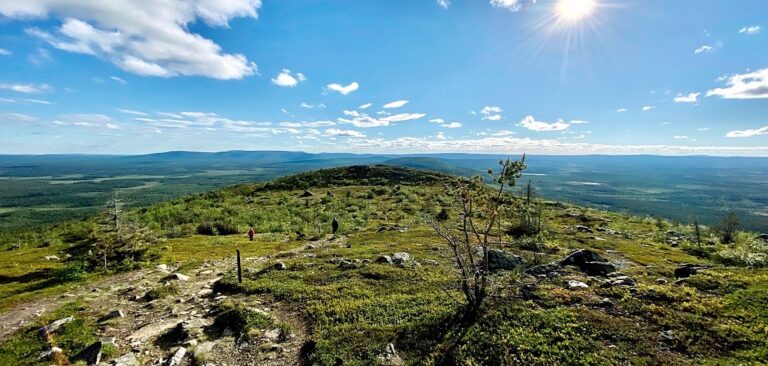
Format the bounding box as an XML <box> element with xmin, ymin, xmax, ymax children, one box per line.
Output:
<box><xmin>40</xmin><ymin>316</ymin><xmax>74</xmax><ymax>335</ymax></box>
<box><xmin>575</xmin><ymin>225</ymin><xmax>593</xmax><ymax>233</ymax></box>
<box><xmin>560</xmin><ymin>249</ymin><xmax>607</xmax><ymax>267</ymax></box>
<box><xmin>392</xmin><ymin>252</ymin><xmax>412</xmax><ymax>267</ymax></box>
<box><xmin>376</xmin><ymin>343</ymin><xmax>404</xmax><ymax>366</ymax></box>
<box><xmin>168</xmin><ymin>273</ymin><xmax>190</xmax><ymax>282</ymax></box>
<box><xmin>757</xmin><ymin>233</ymin><xmax>768</xmax><ymax>241</ymax></box>
<box><xmin>656</xmin><ymin>278</ymin><xmax>668</xmax><ymax>285</ymax></box>
<box><xmin>37</xmin><ymin>347</ymin><xmax>63</xmax><ymax>362</ymax></box>
<box><xmin>298</xmin><ymin>190</ymin><xmax>314</xmax><ymax>198</ymax></box>
<box><xmin>156</xmin><ymin>264</ymin><xmax>169</xmax><ymax>272</ymax></box>
<box><xmin>375</xmin><ymin>255</ymin><xmax>393</xmax><ymax>264</ymax></box>
<box><xmin>566</xmin><ymin>280</ymin><xmax>589</xmax><ymax>289</ymax></box>
<box><xmin>580</xmin><ymin>261</ymin><xmax>617</xmax><ymax>276</ymax></box>
<box><xmin>167</xmin><ymin>347</ymin><xmax>186</xmax><ymax>366</ymax></box>
<box><xmin>338</xmin><ymin>260</ymin><xmax>359</xmax><ymax>270</ymax></box>
<box><xmin>274</xmin><ymin>262</ymin><xmax>287</xmax><ymax>270</ymax></box>
<box><xmin>70</xmin><ymin>341</ymin><xmax>103</xmax><ymax>365</ymax></box>
<box><xmin>485</xmin><ymin>249</ymin><xmax>525</xmax><ymax>271</ymax></box>
<box><xmin>43</xmin><ymin>255</ymin><xmax>60</xmax><ymax>261</ymax></box>
<box><xmin>674</xmin><ymin>264</ymin><xmax>704</xmax><ymax>279</ymax></box>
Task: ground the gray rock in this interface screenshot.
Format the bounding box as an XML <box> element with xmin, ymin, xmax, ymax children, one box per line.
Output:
<box><xmin>37</xmin><ymin>346</ymin><xmax>63</xmax><ymax>361</ymax></box>
<box><xmin>758</xmin><ymin>233</ymin><xmax>768</xmax><ymax>241</ymax></box>
<box><xmin>338</xmin><ymin>260</ymin><xmax>358</xmax><ymax>270</ymax></box>
<box><xmin>575</xmin><ymin>225</ymin><xmax>593</xmax><ymax>233</ymax></box>
<box><xmin>274</xmin><ymin>262</ymin><xmax>287</xmax><ymax>270</ymax></box>
<box><xmin>560</xmin><ymin>249</ymin><xmax>607</xmax><ymax>267</ymax></box>
<box><xmin>376</xmin><ymin>343</ymin><xmax>404</xmax><ymax>366</ymax></box>
<box><xmin>486</xmin><ymin>249</ymin><xmax>525</xmax><ymax>271</ymax></box>
<box><xmin>656</xmin><ymin>278</ymin><xmax>668</xmax><ymax>285</ymax></box>
<box><xmin>599</xmin><ymin>298</ymin><xmax>614</xmax><ymax>307</ymax></box>
<box><xmin>113</xmin><ymin>353</ymin><xmax>140</xmax><ymax>366</ymax></box>
<box><xmin>169</xmin><ymin>273</ymin><xmax>190</xmax><ymax>282</ymax></box>
<box><xmin>675</xmin><ymin>264</ymin><xmax>706</xmax><ymax>279</ymax></box>
<box><xmin>156</xmin><ymin>264</ymin><xmax>169</xmax><ymax>272</ymax></box>
<box><xmin>525</xmin><ymin>262</ymin><xmax>561</xmax><ymax>276</ymax></box>
<box><xmin>98</xmin><ymin>309</ymin><xmax>124</xmax><ymax>323</ymax></box>
<box><xmin>423</xmin><ymin>259</ymin><xmax>439</xmax><ymax>266</ymax></box>
<box><xmin>167</xmin><ymin>347</ymin><xmax>186</xmax><ymax>366</ymax></box>
<box><xmin>70</xmin><ymin>341</ymin><xmax>102</xmax><ymax>365</ymax></box>
<box><xmin>392</xmin><ymin>252</ymin><xmax>412</xmax><ymax>267</ymax></box>
<box><xmin>44</xmin><ymin>255</ymin><xmax>60</xmax><ymax>261</ymax></box>
<box><xmin>566</xmin><ymin>280</ymin><xmax>589</xmax><ymax>289</ymax></box>
<box><xmin>40</xmin><ymin>316</ymin><xmax>74</xmax><ymax>335</ymax></box>
<box><xmin>375</xmin><ymin>255</ymin><xmax>393</xmax><ymax>264</ymax></box>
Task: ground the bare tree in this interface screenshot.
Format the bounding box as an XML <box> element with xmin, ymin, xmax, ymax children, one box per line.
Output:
<box><xmin>424</xmin><ymin>156</ymin><xmax>527</xmax><ymax>319</ymax></box>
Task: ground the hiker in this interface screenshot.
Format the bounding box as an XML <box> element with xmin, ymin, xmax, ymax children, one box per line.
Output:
<box><xmin>332</xmin><ymin>217</ymin><xmax>339</xmax><ymax>235</ymax></box>
<box><xmin>248</xmin><ymin>226</ymin><xmax>255</xmax><ymax>241</ymax></box>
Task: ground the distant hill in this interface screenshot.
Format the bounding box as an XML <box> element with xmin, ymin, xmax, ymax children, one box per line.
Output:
<box><xmin>257</xmin><ymin>164</ymin><xmax>454</xmax><ymax>191</ymax></box>
<box><xmin>383</xmin><ymin>157</ymin><xmax>484</xmax><ymax>178</ymax></box>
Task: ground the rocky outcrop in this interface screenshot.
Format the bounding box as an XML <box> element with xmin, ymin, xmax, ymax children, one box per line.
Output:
<box><xmin>485</xmin><ymin>249</ymin><xmax>525</xmax><ymax>271</ymax></box>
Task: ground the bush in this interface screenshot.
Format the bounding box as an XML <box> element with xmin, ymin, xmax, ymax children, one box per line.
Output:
<box><xmin>51</xmin><ymin>262</ymin><xmax>88</xmax><ymax>283</ymax></box>
<box><xmin>197</xmin><ymin>221</ymin><xmax>240</xmax><ymax>236</ymax></box>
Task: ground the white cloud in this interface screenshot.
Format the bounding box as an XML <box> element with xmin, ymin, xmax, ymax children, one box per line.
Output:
<box><xmin>271</xmin><ymin>69</ymin><xmax>305</xmax><ymax>87</ymax></box>
<box><xmin>359</xmin><ymin>103</ymin><xmax>372</xmax><ymax>109</ymax></box>
<box><xmin>726</xmin><ymin>126</ymin><xmax>768</xmax><ymax>138</ymax></box>
<box><xmin>23</xmin><ymin>98</ymin><xmax>51</xmax><ymax>105</ymax></box>
<box><xmin>116</xmin><ymin>108</ymin><xmax>148</xmax><ymax>116</ymax></box>
<box><xmin>10</xmin><ymin>1</ymin><xmax>260</xmax><ymax>79</ymax></box>
<box><xmin>696</xmin><ymin>128</ymin><xmax>710</xmax><ymax>132</ymax></box>
<box><xmin>707</xmin><ymin>68</ymin><xmax>768</xmax><ymax>99</ymax></box>
<box><xmin>0</xmin><ymin>98</ymin><xmax>15</xmax><ymax>103</ymax></box>
<box><xmin>480</xmin><ymin>106</ymin><xmax>503</xmax><ymax>121</ymax></box>
<box><xmin>492</xmin><ymin>130</ymin><xmax>516</xmax><ymax>136</ymax></box>
<box><xmin>429</xmin><ymin>118</ymin><xmax>445</xmax><ymax>124</ymax></box>
<box><xmin>300</xmin><ymin>102</ymin><xmax>325</xmax><ymax>109</ymax></box>
<box><xmin>326</xmin><ymin>82</ymin><xmax>359</xmax><ymax>95</ymax></box>
<box><xmin>436</xmin><ymin>0</ymin><xmax>450</xmax><ymax>9</ymax></box>
<box><xmin>279</xmin><ymin>121</ymin><xmax>335</xmax><ymax>128</ymax></box>
<box><xmin>441</xmin><ymin>122</ymin><xmax>462</xmax><ymax>128</ymax></box>
<box><xmin>436</xmin><ymin>132</ymin><xmax>446</xmax><ymax>140</ymax></box>
<box><xmin>642</xmin><ymin>105</ymin><xmax>655</xmax><ymax>111</ymax></box>
<box><xmin>739</xmin><ymin>25</ymin><xmax>761</xmax><ymax>35</ymax></box>
<box><xmin>0</xmin><ymin>112</ymin><xmax>38</xmax><ymax>122</ymax></box>
<box><xmin>673</xmin><ymin>92</ymin><xmax>700</xmax><ymax>103</ymax></box>
<box><xmin>325</xmin><ymin>128</ymin><xmax>365</xmax><ymax>138</ymax></box>
<box><xmin>518</xmin><ymin>115</ymin><xmax>570</xmax><ymax>132</ymax></box>
<box><xmin>0</xmin><ymin>48</ymin><xmax>11</xmax><ymax>56</ymax></box>
<box><xmin>694</xmin><ymin>45</ymin><xmax>714</xmax><ymax>54</ymax></box>
<box><xmin>342</xmin><ymin>110</ymin><xmax>361</xmax><ymax>117</ymax></box>
<box><xmin>0</xmin><ymin>83</ymin><xmax>52</xmax><ymax>94</ymax></box>
<box><xmin>673</xmin><ymin>135</ymin><xmax>690</xmax><ymax>140</ymax></box>
<box><xmin>616</xmin><ymin>108</ymin><xmax>627</xmax><ymax>112</ymax></box>
<box><xmin>570</xmin><ymin>120</ymin><xmax>589</xmax><ymax>124</ymax></box>
<box><xmin>27</xmin><ymin>47</ymin><xmax>52</xmax><ymax>65</ymax></box>
<box><xmin>110</xmin><ymin>75</ymin><xmax>126</xmax><ymax>84</ymax></box>
<box><xmin>383</xmin><ymin>100</ymin><xmax>409</xmax><ymax>109</ymax></box>
<box><xmin>54</xmin><ymin>113</ymin><xmax>120</xmax><ymax>129</ymax></box>
<box><xmin>490</xmin><ymin>0</ymin><xmax>525</xmax><ymax>12</ymax></box>
<box><xmin>338</xmin><ymin>112</ymin><xmax>426</xmax><ymax>128</ymax></box>
<box><xmin>339</xmin><ymin>135</ymin><xmax>768</xmax><ymax>156</ymax></box>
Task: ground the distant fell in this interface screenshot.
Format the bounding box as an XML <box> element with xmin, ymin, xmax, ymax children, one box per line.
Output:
<box><xmin>383</xmin><ymin>157</ymin><xmax>484</xmax><ymax>178</ymax></box>
<box><xmin>258</xmin><ymin>165</ymin><xmax>454</xmax><ymax>191</ymax></box>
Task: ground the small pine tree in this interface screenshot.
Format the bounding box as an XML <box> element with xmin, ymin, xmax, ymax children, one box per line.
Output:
<box><xmin>693</xmin><ymin>219</ymin><xmax>702</xmax><ymax>248</ymax></box>
<box><xmin>716</xmin><ymin>211</ymin><xmax>741</xmax><ymax>244</ymax></box>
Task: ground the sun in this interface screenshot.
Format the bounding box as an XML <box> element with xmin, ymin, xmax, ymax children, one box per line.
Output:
<box><xmin>555</xmin><ymin>0</ymin><xmax>596</xmax><ymax>21</ymax></box>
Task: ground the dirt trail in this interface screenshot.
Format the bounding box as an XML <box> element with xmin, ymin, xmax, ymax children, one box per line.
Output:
<box><xmin>0</xmin><ymin>235</ymin><xmax>347</xmax><ymax>365</ymax></box>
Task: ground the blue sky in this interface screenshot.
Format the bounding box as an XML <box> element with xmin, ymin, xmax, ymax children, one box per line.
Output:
<box><xmin>0</xmin><ymin>0</ymin><xmax>767</xmax><ymax>155</ymax></box>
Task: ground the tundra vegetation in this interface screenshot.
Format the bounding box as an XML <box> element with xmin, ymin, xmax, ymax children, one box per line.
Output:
<box><xmin>0</xmin><ymin>165</ymin><xmax>766</xmax><ymax>365</ymax></box>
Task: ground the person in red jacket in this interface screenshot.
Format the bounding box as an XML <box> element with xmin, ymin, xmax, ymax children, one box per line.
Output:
<box><xmin>247</xmin><ymin>226</ymin><xmax>255</xmax><ymax>241</ymax></box>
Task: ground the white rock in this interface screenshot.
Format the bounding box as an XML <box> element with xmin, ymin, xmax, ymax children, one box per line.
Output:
<box><xmin>566</xmin><ymin>280</ymin><xmax>589</xmax><ymax>289</ymax></box>
<box><xmin>167</xmin><ymin>347</ymin><xmax>186</xmax><ymax>366</ymax></box>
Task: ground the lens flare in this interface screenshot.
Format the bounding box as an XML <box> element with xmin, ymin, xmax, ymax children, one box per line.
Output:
<box><xmin>555</xmin><ymin>0</ymin><xmax>596</xmax><ymax>21</ymax></box>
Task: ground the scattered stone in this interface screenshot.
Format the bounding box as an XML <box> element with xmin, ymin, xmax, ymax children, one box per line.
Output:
<box><xmin>423</xmin><ymin>259</ymin><xmax>439</xmax><ymax>266</ymax></box>
<box><xmin>375</xmin><ymin>255</ymin><xmax>393</xmax><ymax>264</ymax></box>
<box><xmin>113</xmin><ymin>353</ymin><xmax>140</xmax><ymax>366</ymax></box>
<box><xmin>607</xmin><ymin>272</ymin><xmax>625</xmax><ymax>278</ymax></box>
<box><xmin>575</xmin><ymin>225</ymin><xmax>593</xmax><ymax>233</ymax></box>
<box><xmin>657</xmin><ymin>278</ymin><xmax>668</xmax><ymax>285</ymax></box>
<box><xmin>70</xmin><ymin>341</ymin><xmax>103</xmax><ymax>365</ymax></box>
<box><xmin>198</xmin><ymin>289</ymin><xmax>214</xmax><ymax>297</ymax></box>
<box><xmin>299</xmin><ymin>190</ymin><xmax>315</xmax><ymax>198</ymax></box>
<box><xmin>758</xmin><ymin>233</ymin><xmax>768</xmax><ymax>241</ymax></box>
<box><xmin>376</xmin><ymin>343</ymin><xmax>404</xmax><ymax>366</ymax></box>
<box><xmin>167</xmin><ymin>347</ymin><xmax>186</xmax><ymax>366</ymax></box>
<box><xmin>566</xmin><ymin>280</ymin><xmax>589</xmax><ymax>289</ymax></box>
<box><xmin>274</xmin><ymin>262</ymin><xmax>287</xmax><ymax>270</ymax></box>
<box><xmin>156</xmin><ymin>264</ymin><xmax>169</xmax><ymax>272</ymax></box>
<box><xmin>198</xmin><ymin>270</ymin><xmax>213</xmax><ymax>276</ymax></box>
<box><xmin>43</xmin><ymin>255</ymin><xmax>60</xmax><ymax>261</ymax></box>
<box><xmin>486</xmin><ymin>249</ymin><xmax>525</xmax><ymax>271</ymax></box>
<box><xmin>98</xmin><ymin>309</ymin><xmax>124</xmax><ymax>323</ymax></box>
<box><xmin>128</xmin><ymin>319</ymin><xmax>180</xmax><ymax>342</ymax></box>
<box><xmin>602</xmin><ymin>276</ymin><xmax>636</xmax><ymax>288</ymax></box>
<box><xmin>599</xmin><ymin>298</ymin><xmax>614</xmax><ymax>307</ymax></box>
<box><xmin>305</xmin><ymin>244</ymin><xmax>316</xmax><ymax>250</ymax></box>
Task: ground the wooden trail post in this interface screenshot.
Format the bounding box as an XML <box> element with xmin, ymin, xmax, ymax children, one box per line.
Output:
<box><xmin>236</xmin><ymin>249</ymin><xmax>242</xmax><ymax>284</ymax></box>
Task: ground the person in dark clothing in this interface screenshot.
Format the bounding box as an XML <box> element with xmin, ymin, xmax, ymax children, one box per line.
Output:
<box><xmin>248</xmin><ymin>226</ymin><xmax>255</xmax><ymax>241</ymax></box>
<box><xmin>332</xmin><ymin>217</ymin><xmax>339</xmax><ymax>235</ymax></box>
